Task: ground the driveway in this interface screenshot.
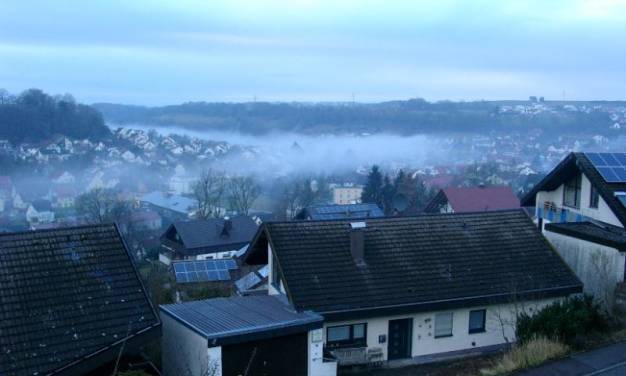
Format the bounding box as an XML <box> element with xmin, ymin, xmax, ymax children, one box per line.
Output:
<box><xmin>519</xmin><ymin>341</ymin><xmax>626</xmax><ymax>376</ymax></box>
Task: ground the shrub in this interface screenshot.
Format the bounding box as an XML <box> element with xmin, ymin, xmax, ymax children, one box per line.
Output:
<box><xmin>481</xmin><ymin>336</ymin><xmax>569</xmax><ymax>376</ymax></box>
<box><xmin>516</xmin><ymin>295</ymin><xmax>609</xmax><ymax>348</ymax></box>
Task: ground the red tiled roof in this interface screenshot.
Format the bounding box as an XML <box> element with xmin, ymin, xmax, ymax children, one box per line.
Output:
<box><xmin>443</xmin><ymin>186</ymin><xmax>520</xmax><ymax>212</ymax></box>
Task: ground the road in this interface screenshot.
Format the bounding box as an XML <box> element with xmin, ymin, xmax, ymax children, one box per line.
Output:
<box><xmin>520</xmin><ymin>341</ymin><xmax>626</xmax><ymax>376</ymax></box>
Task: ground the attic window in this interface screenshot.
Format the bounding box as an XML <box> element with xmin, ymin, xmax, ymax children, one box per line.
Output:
<box><xmin>563</xmin><ymin>174</ymin><xmax>581</xmax><ymax>209</ymax></box>
<box><xmin>589</xmin><ymin>185</ymin><xmax>599</xmax><ymax>208</ymax></box>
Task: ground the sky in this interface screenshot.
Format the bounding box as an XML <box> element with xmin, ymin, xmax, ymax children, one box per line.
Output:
<box><xmin>1</xmin><ymin>0</ymin><xmax>626</xmax><ymax>105</ymax></box>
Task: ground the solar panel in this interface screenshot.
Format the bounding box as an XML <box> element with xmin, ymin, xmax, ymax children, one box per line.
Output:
<box><xmin>172</xmin><ymin>259</ymin><xmax>238</xmax><ymax>283</ymax></box>
<box><xmin>585</xmin><ymin>153</ymin><xmax>626</xmax><ymax>183</ymax></box>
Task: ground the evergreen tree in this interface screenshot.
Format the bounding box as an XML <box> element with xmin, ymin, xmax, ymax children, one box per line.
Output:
<box><xmin>361</xmin><ymin>165</ymin><xmax>384</xmax><ymax>209</ymax></box>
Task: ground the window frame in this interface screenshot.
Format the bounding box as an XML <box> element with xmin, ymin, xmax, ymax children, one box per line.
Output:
<box><xmin>468</xmin><ymin>309</ymin><xmax>487</xmax><ymax>334</ymax></box>
<box><xmin>326</xmin><ymin>323</ymin><xmax>368</xmax><ymax>348</ymax></box>
<box><xmin>434</xmin><ymin>312</ymin><xmax>454</xmax><ymax>339</ymax></box>
<box><xmin>563</xmin><ymin>174</ymin><xmax>582</xmax><ymax>209</ymax></box>
<box><xmin>589</xmin><ymin>184</ymin><xmax>599</xmax><ymax>209</ymax></box>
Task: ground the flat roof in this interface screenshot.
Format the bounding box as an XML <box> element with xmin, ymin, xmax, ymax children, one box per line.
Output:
<box><xmin>160</xmin><ymin>295</ymin><xmax>323</xmax><ymax>347</ymax></box>
<box><xmin>545</xmin><ymin>221</ymin><xmax>626</xmax><ymax>252</ymax></box>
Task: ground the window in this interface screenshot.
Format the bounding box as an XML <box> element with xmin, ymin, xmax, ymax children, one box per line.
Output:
<box><xmin>434</xmin><ymin>312</ymin><xmax>453</xmax><ymax>338</ymax></box>
<box><xmin>590</xmin><ymin>185</ymin><xmax>599</xmax><ymax>208</ymax></box>
<box><xmin>563</xmin><ymin>174</ymin><xmax>582</xmax><ymax>208</ymax></box>
<box><xmin>326</xmin><ymin>323</ymin><xmax>367</xmax><ymax>348</ymax></box>
<box><xmin>469</xmin><ymin>309</ymin><xmax>486</xmax><ymax>334</ymax></box>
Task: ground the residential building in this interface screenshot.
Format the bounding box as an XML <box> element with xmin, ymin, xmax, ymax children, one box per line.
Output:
<box><xmin>295</xmin><ymin>203</ymin><xmax>384</xmax><ymax>220</ymax></box>
<box><xmin>331</xmin><ymin>185</ymin><xmax>363</xmax><ymax>205</ymax></box>
<box><xmin>424</xmin><ymin>186</ymin><xmax>520</xmax><ymax>214</ymax></box>
<box><xmin>244</xmin><ymin>210</ymin><xmax>581</xmax><ymax>366</ymax></box>
<box><xmin>140</xmin><ymin>191</ymin><xmax>199</xmax><ymax>224</ymax></box>
<box><xmin>0</xmin><ymin>176</ymin><xmax>15</xmax><ymax>213</ymax></box>
<box><xmin>521</xmin><ymin>152</ymin><xmax>626</xmax><ymax>306</ymax></box>
<box><xmin>25</xmin><ymin>199</ymin><xmax>55</xmax><ymax>224</ymax></box>
<box><xmin>160</xmin><ymin>295</ymin><xmax>333</xmax><ymax>376</ymax></box>
<box><xmin>0</xmin><ymin>224</ymin><xmax>161</xmax><ymax>376</ymax></box>
<box><xmin>159</xmin><ymin>216</ymin><xmax>258</xmax><ymax>265</ymax></box>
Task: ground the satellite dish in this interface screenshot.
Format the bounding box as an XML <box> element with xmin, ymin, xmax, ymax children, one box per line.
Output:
<box><xmin>392</xmin><ymin>193</ymin><xmax>409</xmax><ymax>212</ymax></box>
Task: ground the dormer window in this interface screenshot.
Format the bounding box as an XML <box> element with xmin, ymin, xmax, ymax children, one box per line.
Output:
<box><xmin>563</xmin><ymin>174</ymin><xmax>581</xmax><ymax>209</ymax></box>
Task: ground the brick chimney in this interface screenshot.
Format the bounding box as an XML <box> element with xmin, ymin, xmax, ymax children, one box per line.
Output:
<box><xmin>350</xmin><ymin>222</ymin><xmax>366</xmax><ymax>267</ymax></box>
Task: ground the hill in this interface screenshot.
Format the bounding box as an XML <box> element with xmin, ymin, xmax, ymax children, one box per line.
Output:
<box><xmin>92</xmin><ymin>99</ymin><xmax>622</xmax><ymax>136</ymax></box>
<box><xmin>0</xmin><ymin>89</ymin><xmax>110</xmax><ymax>144</ymax></box>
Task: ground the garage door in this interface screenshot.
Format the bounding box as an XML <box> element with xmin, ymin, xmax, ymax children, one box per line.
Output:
<box><xmin>221</xmin><ymin>332</ymin><xmax>308</xmax><ymax>376</ymax></box>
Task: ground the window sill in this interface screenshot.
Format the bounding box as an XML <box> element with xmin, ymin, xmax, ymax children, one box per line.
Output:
<box><xmin>469</xmin><ymin>329</ymin><xmax>486</xmax><ymax>335</ymax></box>
<box><xmin>434</xmin><ymin>334</ymin><xmax>453</xmax><ymax>339</ymax></box>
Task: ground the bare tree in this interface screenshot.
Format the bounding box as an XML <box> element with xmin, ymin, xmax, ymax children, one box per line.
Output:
<box><xmin>76</xmin><ymin>188</ymin><xmax>132</xmax><ymax>225</ymax></box>
<box><xmin>193</xmin><ymin>169</ymin><xmax>226</xmax><ymax>219</ymax></box>
<box><xmin>228</xmin><ymin>176</ymin><xmax>261</xmax><ymax>216</ymax></box>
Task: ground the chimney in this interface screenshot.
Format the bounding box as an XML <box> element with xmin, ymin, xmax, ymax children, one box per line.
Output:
<box><xmin>221</xmin><ymin>218</ymin><xmax>232</xmax><ymax>237</ymax></box>
<box><xmin>350</xmin><ymin>222</ymin><xmax>366</xmax><ymax>267</ymax></box>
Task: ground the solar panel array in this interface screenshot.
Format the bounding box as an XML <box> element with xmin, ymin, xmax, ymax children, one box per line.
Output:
<box><xmin>586</xmin><ymin>153</ymin><xmax>626</xmax><ymax>183</ymax></box>
<box><xmin>173</xmin><ymin>259</ymin><xmax>237</xmax><ymax>283</ymax></box>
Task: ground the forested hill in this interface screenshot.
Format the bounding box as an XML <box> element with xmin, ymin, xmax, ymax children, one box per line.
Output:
<box><xmin>0</xmin><ymin>89</ymin><xmax>110</xmax><ymax>144</ymax></box>
<box><xmin>93</xmin><ymin>99</ymin><xmax>622</xmax><ymax>136</ymax></box>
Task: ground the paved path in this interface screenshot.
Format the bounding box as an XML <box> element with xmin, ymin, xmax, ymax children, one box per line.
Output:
<box><xmin>520</xmin><ymin>341</ymin><xmax>626</xmax><ymax>376</ymax></box>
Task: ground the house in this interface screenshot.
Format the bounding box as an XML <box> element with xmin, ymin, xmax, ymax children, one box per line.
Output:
<box><xmin>25</xmin><ymin>199</ymin><xmax>55</xmax><ymax>224</ymax></box>
<box><xmin>331</xmin><ymin>185</ymin><xmax>363</xmax><ymax>205</ymax></box>
<box><xmin>295</xmin><ymin>203</ymin><xmax>384</xmax><ymax>220</ymax></box>
<box><xmin>130</xmin><ymin>210</ymin><xmax>163</xmax><ymax>231</ymax></box>
<box><xmin>160</xmin><ymin>295</ymin><xmax>333</xmax><ymax>376</ymax></box>
<box><xmin>0</xmin><ymin>224</ymin><xmax>161</xmax><ymax>376</ymax></box>
<box><xmin>140</xmin><ymin>191</ymin><xmax>198</xmax><ymax>223</ymax></box>
<box><xmin>521</xmin><ymin>152</ymin><xmax>626</xmax><ymax>307</ymax></box>
<box><xmin>424</xmin><ymin>186</ymin><xmax>520</xmax><ymax>214</ymax></box>
<box><xmin>49</xmin><ymin>183</ymin><xmax>77</xmax><ymax>208</ymax></box>
<box><xmin>244</xmin><ymin>210</ymin><xmax>581</xmax><ymax>366</ymax></box>
<box><xmin>50</xmin><ymin>170</ymin><xmax>76</xmax><ymax>184</ymax></box>
<box><xmin>159</xmin><ymin>216</ymin><xmax>258</xmax><ymax>265</ymax></box>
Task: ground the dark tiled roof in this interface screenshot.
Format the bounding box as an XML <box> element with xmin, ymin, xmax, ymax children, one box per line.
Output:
<box><xmin>163</xmin><ymin>216</ymin><xmax>258</xmax><ymax>255</ymax></box>
<box><xmin>0</xmin><ymin>224</ymin><xmax>160</xmax><ymax>376</ymax></box>
<box><xmin>545</xmin><ymin>221</ymin><xmax>626</xmax><ymax>251</ymax></box>
<box><xmin>248</xmin><ymin>210</ymin><xmax>581</xmax><ymax>320</ymax></box>
<box><xmin>160</xmin><ymin>295</ymin><xmax>322</xmax><ymax>346</ymax></box>
<box><xmin>296</xmin><ymin>203</ymin><xmax>384</xmax><ymax>220</ymax></box>
<box><xmin>521</xmin><ymin>152</ymin><xmax>626</xmax><ymax>227</ymax></box>
<box><xmin>425</xmin><ymin>186</ymin><xmax>520</xmax><ymax>213</ymax></box>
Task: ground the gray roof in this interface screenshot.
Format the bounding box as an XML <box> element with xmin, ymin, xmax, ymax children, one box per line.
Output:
<box><xmin>164</xmin><ymin>216</ymin><xmax>258</xmax><ymax>254</ymax></box>
<box><xmin>247</xmin><ymin>210</ymin><xmax>582</xmax><ymax>321</ymax></box>
<box><xmin>296</xmin><ymin>203</ymin><xmax>384</xmax><ymax>220</ymax></box>
<box><xmin>160</xmin><ymin>295</ymin><xmax>322</xmax><ymax>346</ymax></box>
<box><xmin>141</xmin><ymin>191</ymin><xmax>198</xmax><ymax>214</ymax></box>
<box><xmin>0</xmin><ymin>224</ymin><xmax>160</xmax><ymax>376</ymax></box>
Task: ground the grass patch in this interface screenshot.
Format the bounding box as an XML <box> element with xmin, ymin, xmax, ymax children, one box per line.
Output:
<box><xmin>480</xmin><ymin>337</ymin><xmax>569</xmax><ymax>376</ymax></box>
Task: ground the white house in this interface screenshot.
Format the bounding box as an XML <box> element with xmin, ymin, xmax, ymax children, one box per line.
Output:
<box><xmin>244</xmin><ymin>210</ymin><xmax>581</xmax><ymax>366</ymax></box>
<box><xmin>521</xmin><ymin>152</ymin><xmax>626</xmax><ymax>308</ymax></box>
<box><xmin>26</xmin><ymin>200</ymin><xmax>55</xmax><ymax>224</ymax></box>
<box><xmin>159</xmin><ymin>216</ymin><xmax>258</xmax><ymax>265</ymax></box>
<box><xmin>331</xmin><ymin>185</ymin><xmax>363</xmax><ymax>205</ymax></box>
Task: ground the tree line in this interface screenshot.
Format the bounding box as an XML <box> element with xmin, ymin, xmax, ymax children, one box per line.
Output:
<box><xmin>93</xmin><ymin>98</ymin><xmax>613</xmax><ymax>136</ymax></box>
<box><xmin>0</xmin><ymin>88</ymin><xmax>110</xmax><ymax>144</ymax></box>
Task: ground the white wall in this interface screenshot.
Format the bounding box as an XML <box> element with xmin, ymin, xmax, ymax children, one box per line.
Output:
<box><xmin>309</xmin><ymin>328</ymin><xmax>337</xmax><ymax>376</ymax></box>
<box><xmin>536</xmin><ymin>173</ymin><xmax>622</xmax><ymax>227</ymax></box>
<box><xmin>324</xmin><ymin>299</ymin><xmax>558</xmax><ymax>361</ymax></box>
<box><xmin>207</xmin><ymin>347</ymin><xmax>222</xmax><ymax>376</ymax></box>
<box><xmin>161</xmin><ymin>313</ymin><xmax>210</xmax><ymax>376</ymax></box>
<box><xmin>545</xmin><ymin>231</ymin><xmax>625</xmax><ymax>308</ymax></box>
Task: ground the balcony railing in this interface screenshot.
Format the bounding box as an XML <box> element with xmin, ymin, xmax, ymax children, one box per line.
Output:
<box><xmin>327</xmin><ymin>346</ymin><xmax>384</xmax><ymax>366</ymax></box>
<box><xmin>537</xmin><ymin>202</ymin><xmax>588</xmax><ymax>223</ymax></box>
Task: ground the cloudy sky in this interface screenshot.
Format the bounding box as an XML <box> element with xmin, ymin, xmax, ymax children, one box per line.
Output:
<box><xmin>1</xmin><ymin>0</ymin><xmax>625</xmax><ymax>105</ymax></box>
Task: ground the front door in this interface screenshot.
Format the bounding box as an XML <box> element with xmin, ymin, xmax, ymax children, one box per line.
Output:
<box><xmin>388</xmin><ymin>318</ymin><xmax>412</xmax><ymax>360</ymax></box>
